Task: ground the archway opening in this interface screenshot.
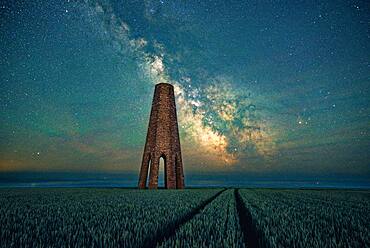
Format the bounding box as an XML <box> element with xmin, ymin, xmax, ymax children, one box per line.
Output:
<box><xmin>158</xmin><ymin>156</ymin><xmax>166</xmax><ymax>188</ymax></box>
<box><xmin>145</xmin><ymin>157</ymin><xmax>151</xmax><ymax>188</ymax></box>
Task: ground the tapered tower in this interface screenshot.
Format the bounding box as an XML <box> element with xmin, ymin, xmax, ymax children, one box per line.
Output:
<box><xmin>138</xmin><ymin>83</ymin><xmax>185</xmax><ymax>189</ymax></box>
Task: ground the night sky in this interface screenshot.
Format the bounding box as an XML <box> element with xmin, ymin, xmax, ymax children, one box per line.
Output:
<box><xmin>1</xmin><ymin>0</ymin><xmax>369</xmax><ymax>186</ymax></box>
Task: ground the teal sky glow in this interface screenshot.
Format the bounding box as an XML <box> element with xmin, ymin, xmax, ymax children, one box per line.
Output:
<box><xmin>1</xmin><ymin>0</ymin><xmax>369</xmax><ymax>185</ymax></box>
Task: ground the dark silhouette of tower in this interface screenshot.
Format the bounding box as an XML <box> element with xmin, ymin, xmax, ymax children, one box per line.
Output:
<box><xmin>138</xmin><ymin>83</ymin><xmax>185</xmax><ymax>189</ymax></box>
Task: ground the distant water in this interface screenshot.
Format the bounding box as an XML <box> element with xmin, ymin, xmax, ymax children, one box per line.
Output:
<box><xmin>1</xmin><ymin>178</ymin><xmax>369</xmax><ymax>189</ymax></box>
<box><xmin>188</xmin><ymin>180</ymin><xmax>370</xmax><ymax>189</ymax></box>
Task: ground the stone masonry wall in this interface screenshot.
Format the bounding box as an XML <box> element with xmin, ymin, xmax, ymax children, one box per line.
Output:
<box><xmin>138</xmin><ymin>83</ymin><xmax>185</xmax><ymax>189</ymax></box>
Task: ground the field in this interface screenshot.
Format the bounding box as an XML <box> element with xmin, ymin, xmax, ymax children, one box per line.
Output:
<box><xmin>0</xmin><ymin>188</ymin><xmax>369</xmax><ymax>247</ymax></box>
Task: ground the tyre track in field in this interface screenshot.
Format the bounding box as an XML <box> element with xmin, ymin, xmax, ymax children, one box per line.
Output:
<box><xmin>235</xmin><ymin>189</ymin><xmax>260</xmax><ymax>248</ymax></box>
<box><xmin>144</xmin><ymin>188</ymin><xmax>227</xmax><ymax>248</ymax></box>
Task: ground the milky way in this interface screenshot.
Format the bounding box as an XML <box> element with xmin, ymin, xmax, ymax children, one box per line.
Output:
<box><xmin>0</xmin><ymin>0</ymin><xmax>369</xmax><ymax>181</ymax></box>
<box><xmin>85</xmin><ymin>0</ymin><xmax>278</xmax><ymax>167</ymax></box>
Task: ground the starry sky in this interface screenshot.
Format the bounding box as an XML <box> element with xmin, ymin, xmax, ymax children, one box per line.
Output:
<box><xmin>1</xmin><ymin>0</ymin><xmax>369</xmax><ymax>185</ymax></box>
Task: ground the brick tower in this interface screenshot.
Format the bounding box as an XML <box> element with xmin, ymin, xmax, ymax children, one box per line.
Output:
<box><xmin>138</xmin><ymin>83</ymin><xmax>185</xmax><ymax>189</ymax></box>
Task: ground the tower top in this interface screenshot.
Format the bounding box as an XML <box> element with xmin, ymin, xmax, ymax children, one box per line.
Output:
<box><xmin>155</xmin><ymin>82</ymin><xmax>174</xmax><ymax>87</ymax></box>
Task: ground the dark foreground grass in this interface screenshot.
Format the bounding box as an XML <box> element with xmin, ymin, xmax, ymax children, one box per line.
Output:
<box><xmin>0</xmin><ymin>188</ymin><xmax>369</xmax><ymax>247</ymax></box>
<box><xmin>0</xmin><ymin>188</ymin><xmax>221</xmax><ymax>247</ymax></box>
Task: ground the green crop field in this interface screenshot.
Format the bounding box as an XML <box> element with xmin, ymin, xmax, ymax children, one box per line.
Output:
<box><xmin>0</xmin><ymin>188</ymin><xmax>369</xmax><ymax>247</ymax></box>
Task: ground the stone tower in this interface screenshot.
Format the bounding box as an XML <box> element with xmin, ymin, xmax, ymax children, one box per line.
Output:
<box><xmin>138</xmin><ymin>83</ymin><xmax>185</xmax><ymax>189</ymax></box>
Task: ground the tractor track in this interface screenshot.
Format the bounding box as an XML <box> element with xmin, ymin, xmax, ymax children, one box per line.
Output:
<box><xmin>144</xmin><ymin>188</ymin><xmax>227</xmax><ymax>248</ymax></box>
<box><xmin>235</xmin><ymin>189</ymin><xmax>260</xmax><ymax>248</ymax></box>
